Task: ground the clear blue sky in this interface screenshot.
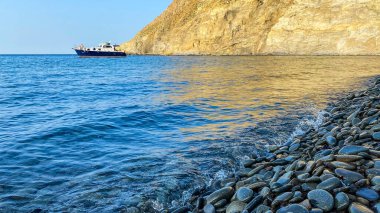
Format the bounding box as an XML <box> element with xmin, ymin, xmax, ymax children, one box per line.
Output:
<box><xmin>0</xmin><ymin>0</ymin><xmax>172</xmax><ymax>54</ymax></box>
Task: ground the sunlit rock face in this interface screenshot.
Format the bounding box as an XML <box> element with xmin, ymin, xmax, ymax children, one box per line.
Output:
<box><xmin>120</xmin><ymin>0</ymin><xmax>380</xmax><ymax>55</ymax></box>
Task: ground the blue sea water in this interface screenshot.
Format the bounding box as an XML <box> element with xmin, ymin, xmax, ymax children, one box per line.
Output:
<box><xmin>0</xmin><ymin>55</ymin><xmax>379</xmax><ymax>212</ymax></box>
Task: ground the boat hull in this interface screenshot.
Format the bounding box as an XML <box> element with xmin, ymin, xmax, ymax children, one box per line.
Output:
<box><xmin>75</xmin><ymin>50</ymin><xmax>127</xmax><ymax>57</ymax></box>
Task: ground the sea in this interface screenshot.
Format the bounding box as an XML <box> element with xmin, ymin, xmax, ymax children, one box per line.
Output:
<box><xmin>0</xmin><ymin>55</ymin><xmax>379</xmax><ymax>212</ymax></box>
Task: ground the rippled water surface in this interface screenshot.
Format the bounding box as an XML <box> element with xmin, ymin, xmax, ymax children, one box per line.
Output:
<box><xmin>0</xmin><ymin>55</ymin><xmax>379</xmax><ymax>212</ymax></box>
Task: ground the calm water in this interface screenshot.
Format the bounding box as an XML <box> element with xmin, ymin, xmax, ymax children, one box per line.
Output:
<box><xmin>0</xmin><ymin>55</ymin><xmax>379</xmax><ymax>212</ymax></box>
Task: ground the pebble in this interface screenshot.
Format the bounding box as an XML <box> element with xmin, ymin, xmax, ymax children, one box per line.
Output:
<box><xmin>326</xmin><ymin>136</ymin><xmax>337</xmax><ymax>146</ymax></box>
<box><xmin>245</xmin><ymin>195</ymin><xmax>263</xmax><ymax>211</ymax></box>
<box><xmin>349</xmin><ymin>202</ymin><xmax>374</xmax><ymax>213</ymax></box>
<box><xmin>236</xmin><ymin>187</ymin><xmax>254</xmax><ymax>203</ymax></box>
<box><xmin>203</xmin><ymin>204</ymin><xmax>216</xmax><ymax>213</ymax></box>
<box><xmin>317</xmin><ymin>177</ymin><xmax>341</xmax><ymax>191</ymax></box>
<box><xmin>338</xmin><ymin>146</ymin><xmax>369</xmax><ymax>155</ymax></box>
<box><xmin>307</xmin><ymin>189</ymin><xmax>334</xmax><ymax>212</ymax></box>
<box><xmin>356</xmin><ymin>188</ymin><xmax>379</xmax><ymax>201</ymax></box>
<box><xmin>335</xmin><ymin>192</ymin><xmax>350</xmax><ymax>211</ymax></box>
<box><xmin>206</xmin><ymin>187</ymin><xmax>234</xmax><ymax>204</ymax></box>
<box><xmin>331</xmin><ymin>161</ymin><xmax>356</xmax><ymax>170</ymax></box>
<box><xmin>371</xmin><ymin>176</ymin><xmax>380</xmax><ymax>185</ymax></box>
<box><xmin>272</xmin><ymin>192</ymin><xmax>293</xmax><ymax>206</ymax></box>
<box><xmin>335</xmin><ymin>168</ymin><xmax>364</xmax><ymax>183</ymax></box>
<box><xmin>253</xmin><ymin>204</ymin><xmax>270</xmax><ymax>213</ymax></box>
<box><xmin>373</xmin><ymin>132</ymin><xmax>380</xmax><ymax>141</ymax></box>
<box><xmin>226</xmin><ymin>201</ymin><xmax>246</xmax><ymax>213</ymax></box>
<box><xmin>335</xmin><ymin>155</ymin><xmax>363</xmax><ymax>162</ymax></box>
<box><xmin>276</xmin><ymin>204</ymin><xmax>308</xmax><ymax>213</ymax></box>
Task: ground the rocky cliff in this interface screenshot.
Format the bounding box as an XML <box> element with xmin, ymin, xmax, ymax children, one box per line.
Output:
<box><xmin>120</xmin><ymin>0</ymin><xmax>380</xmax><ymax>55</ymax></box>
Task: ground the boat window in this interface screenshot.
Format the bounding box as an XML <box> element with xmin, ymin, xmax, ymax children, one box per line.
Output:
<box><xmin>93</xmin><ymin>48</ymin><xmax>96</xmax><ymax>51</ymax></box>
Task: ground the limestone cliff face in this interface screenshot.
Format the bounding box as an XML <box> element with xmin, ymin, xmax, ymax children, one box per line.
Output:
<box><xmin>120</xmin><ymin>0</ymin><xmax>380</xmax><ymax>55</ymax></box>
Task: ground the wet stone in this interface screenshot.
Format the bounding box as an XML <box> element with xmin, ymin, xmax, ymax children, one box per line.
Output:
<box><xmin>320</xmin><ymin>174</ymin><xmax>335</xmax><ymax>181</ymax></box>
<box><xmin>276</xmin><ymin>171</ymin><xmax>293</xmax><ymax>186</ymax></box>
<box><xmin>214</xmin><ymin>199</ymin><xmax>227</xmax><ymax>208</ymax></box>
<box><xmin>348</xmin><ymin>202</ymin><xmax>374</xmax><ymax>213</ymax></box>
<box><xmin>335</xmin><ymin>192</ymin><xmax>350</xmax><ymax>211</ymax></box>
<box><xmin>236</xmin><ymin>187</ymin><xmax>253</xmax><ymax>203</ymax></box>
<box><xmin>335</xmin><ymin>168</ymin><xmax>364</xmax><ymax>183</ymax></box>
<box><xmin>206</xmin><ymin>187</ymin><xmax>234</xmax><ymax>204</ymax></box>
<box><xmin>307</xmin><ymin>189</ymin><xmax>334</xmax><ymax>212</ymax></box>
<box><xmin>356</xmin><ymin>188</ymin><xmax>379</xmax><ymax>201</ymax></box>
<box><xmin>302</xmin><ymin>183</ymin><xmax>317</xmax><ymax>191</ymax></box>
<box><xmin>366</xmin><ymin>169</ymin><xmax>380</xmax><ymax>177</ymax></box>
<box><xmin>326</xmin><ymin>136</ymin><xmax>337</xmax><ymax>146</ymax></box>
<box><xmin>310</xmin><ymin>209</ymin><xmax>324</xmax><ymax>213</ymax></box>
<box><xmin>373</xmin><ymin>132</ymin><xmax>380</xmax><ymax>141</ymax></box>
<box><xmin>371</xmin><ymin>176</ymin><xmax>380</xmax><ymax>185</ymax></box>
<box><xmin>335</xmin><ymin>155</ymin><xmax>363</xmax><ymax>162</ymax></box>
<box><xmin>374</xmin><ymin>160</ymin><xmax>380</xmax><ymax>169</ymax></box>
<box><xmin>276</xmin><ymin>204</ymin><xmax>308</xmax><ymax>213</ymax></box>
<box><xmin>252</xmin><ymin>205</ymin><xmax>270</xmax><ymax>213</ymax></box>
<box><xmin>226</xmin><ymin>201</ymin><xmax>246</xmax><ymax>213</ymax></box>
<box><xmin>273</xmin><ymin>192</ymin><xmax>293</xmax><ymax>206</ymax></box>
<box><xmin>338</xmin><ymin>146</ymin><xmax>369</xmax><ymax>155</ymax></box>
<box><xmin>317</xmin><ymin>177</ymin><xmax>342</xmax><ymax>191</ymax></box>
<box><xmin>203</xmin><ymin>204</ymin><xmax>216</xmax><ymax>213</ymax></box>
<box><xmin>330</xmin><ymin>161</ymin><xmax>356</xmax><ymax>170</ymax></box>
<box><xmin>244</xmin><ymin>195</ymin><xmax>263</xmax><ymax>212</ymax></box>
<box><xmin>289</xmin><ymin>143</ymin><xmax>300</xmax><ymax>152</ymax></box>
<box><xmin>371</xmin><ymin>124</ymin><xmax>380</xmax><ymax>132</ymax></box>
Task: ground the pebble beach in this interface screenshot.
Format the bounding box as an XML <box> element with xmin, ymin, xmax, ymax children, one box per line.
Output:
<box><xmin>172</xmin><ymin>77</ymin><xmax>380</xmax><ymax>213</ymax></box>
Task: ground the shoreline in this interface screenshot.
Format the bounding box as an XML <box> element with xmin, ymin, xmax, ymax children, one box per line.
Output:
<box><xmin>172</xmin><ymin>76</ymin><xmax>380</xmax><ymax>213</ymax></box>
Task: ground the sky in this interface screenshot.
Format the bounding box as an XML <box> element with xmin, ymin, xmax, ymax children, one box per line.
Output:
<box><xmin>0</xmin><ymin>0</ymin><xmax>172</xmax><ymax>54</ymax></box>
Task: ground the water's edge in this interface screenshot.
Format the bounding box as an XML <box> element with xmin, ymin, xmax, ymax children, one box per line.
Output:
<box><xmin>168</xmin><ymin>76</ymin><xmax>380</xmax><ymax>213</ymax></box>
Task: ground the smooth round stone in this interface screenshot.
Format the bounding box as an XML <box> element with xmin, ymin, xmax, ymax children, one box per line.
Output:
<box><xmin>335</xmin><ymin>192</ymin><xmax>350</xmax><ymax>211</ymax></box>
<box><xmin>226</xmin><ymin>201</ymin><xmax>246</xmax><ymax>213</ymax></box>
<box><xmin>320</xmin><ymin>174</ymin><xmax>335</xmax><ymax>181</ymax></box>
<box><xmin>214</xmin><ymin>199</ymin><xmax>227</xmax><ymax>208</ymax></box>
<box><xmin>254</xmin><ymin>205</ymin><xmax>270</xmax><ymax>213</ymax></box>
<box><xmin>371</xmin><ymin>124</ymin><xmax>380</xmax><ymax>132</ymax></box>
<box><xmin>206</xmin><ymin>187</ymin><xmax>234</xmax><ymax>204</ymax></box>
<box><xmin>236</xmin><ymin>187</ymin><xmax>254</xmax><ymax>203</ymax></box>
<box><xmin>335</xmin><ymin>168</ymin><xmax>364</xmax><ymax>183</ymax></box>
<box><xmin>338</xmin><ymin>146</ymin><xmax>369</xmax><ymax>155</ymax></box>
<box><xmin>374</xmin><ymin>203</ymin><xmax>380</xmax><ymax>213</ymax></box>
<box><xmin>352</xmin><ymin>118</ymin><xmax>361</xmax><ymax>126</ymax></box>
<box><xmin>317</xmin><ymin>177</ymin><xmax>342</xmax><ymax>191</ymax></box>
<box><xmin>349</xmin><ymin>202</ymin><xmax>374</xmax><ymax>213</ymax></box>
<box><xmin>373</xmin><ymin>132</ymin><xmax>380</xmax><ymax>141</ymax></box>
<box><xmin>289</xmin><ymin>143</ymin><xmax>300</xmax><ymax>152</ymax></box>
<box><xmin>276</xmin><ymin>204</ymin><xmax>308</xmax><ymax>213</ymax></box>
<box><xmin>307</xmin><ymin>189</ymin><xmax>334</xmax><ymax>212</ymax></box>
<box><xmin>203</xmin><ymin>204</ymin><xmax>216</xmax><ymax>213</ymax></box>
<box><xmin>326</xmin><ymin>136</ymin><xmax>337</xmax><ymax>146</ymax></box>
<box><xmin>274</xmin><ymin>192</ymin><xmax>293</xmax><ymax>203</ymax></box>
<box><xmin>331</xmin><ymin>161</ymin><xmax>356</xmax><ymax>170</ymax></box>
<box><xmin>310</xmin><ymin>209</ymin><xmax>323</xmax><ymax>213</ymax></box>
<box><xmin>371</xmin><ymin>176</ymin><xmax>380</xmax><ymax>185</ymax></box>
<box><xmin>356</xmin><ymin>188</ymin><xmax>379</xmax><ymax>201</ymax></box>
<box><xmin>335</xmin><ymin>155</ymin><xmax>363</xmax><ymax>162</ymax></box>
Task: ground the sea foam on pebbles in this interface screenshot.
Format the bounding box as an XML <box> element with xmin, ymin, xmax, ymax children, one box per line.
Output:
<box><xmin>172</xmin><ymin>78</ymin><xmax>380</xmax><ymax>213</ymax></box>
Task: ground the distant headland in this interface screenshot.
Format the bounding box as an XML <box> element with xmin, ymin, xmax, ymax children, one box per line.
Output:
<box><xmin>119</xmin><ymin>0</ymin><xmax>380</xmax><ymax>56</ymax></box>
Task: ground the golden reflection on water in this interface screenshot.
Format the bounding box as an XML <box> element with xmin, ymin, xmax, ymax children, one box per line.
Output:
<box><xmin>161</xmin><ymin>56</ymin><xmax>380</xmax><ymax>139</ymax></box>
